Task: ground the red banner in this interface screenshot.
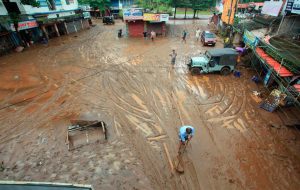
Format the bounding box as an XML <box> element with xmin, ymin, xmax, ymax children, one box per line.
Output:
<box><xmin>11</xmin><ymin>20</ymin><xmax>38</xmax><ymax>31</ymax></box>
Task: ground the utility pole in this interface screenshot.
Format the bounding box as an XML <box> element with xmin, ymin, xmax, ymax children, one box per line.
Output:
<box><xmin>277</xmin><ymin>9</ymin><xmax>286</xmax><ymax>35</ymax></box>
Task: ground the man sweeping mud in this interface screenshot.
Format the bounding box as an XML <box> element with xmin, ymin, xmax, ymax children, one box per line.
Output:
<box><xmin>178</xmin><ymin>126</ymin><xmax>195</xmax><ymax>153</ymax></box>
<box><xmin>175</xmin><ymin>126</ymin><xmax>195</xmax><ymax>173</ymax></box>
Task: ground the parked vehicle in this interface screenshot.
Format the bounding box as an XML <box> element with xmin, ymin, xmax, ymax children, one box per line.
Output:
<box><xmin>187</xmin><ymin>48</ymin><xmax>238</xmax><ymax>75</ymax></box>
<box><xmin>201</xmin><ymin>31</ymin><xmax>217</xmax><ymax>46</ymax></box>
<box><xmin>103</xmin><ymin>16</ymin><xmax>115</xmax><ymax>25</ymax></box>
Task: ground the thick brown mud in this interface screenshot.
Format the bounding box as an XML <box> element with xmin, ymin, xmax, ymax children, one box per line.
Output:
<box><xmin>0</xmin><ymin>20</ymin><xmax>299</xmax><ymax>190</ymax></box>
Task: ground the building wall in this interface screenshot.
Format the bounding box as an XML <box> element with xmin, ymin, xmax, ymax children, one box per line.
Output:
<box><xmin>8</xmin><ymin>0</ymin><xmax>78</xmax><ymax>15</ymax></box>
<box><xmin>0</xmin><ymin>0</ymin><xmax>8</xmax><ymax>15</ymax></box>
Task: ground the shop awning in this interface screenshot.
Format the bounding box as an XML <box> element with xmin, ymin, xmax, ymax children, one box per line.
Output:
<box><xmin>256</xmin><ymin>47</ymin><xmax>293</xmax><ymax>77</ymax></box>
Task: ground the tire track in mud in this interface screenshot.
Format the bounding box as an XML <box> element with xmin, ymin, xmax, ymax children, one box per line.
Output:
<box><xmin>104</xmin><ymin>73</ymin><xmax>152</xmax><ymax>120</ymax></box>
<box><xmin>112</xmin><ymin>110</ymin><xmax>176</xmax><ymax>190</ymax></box>
<box><xmin>172</xmin><ymin>74</ymin><xmax>259</xmax><ymax>189</ymax></box>
<box><xmin>103</xmin><ymin>65</ymin><xmax>179</xmax><ymax>188</ymax></box>
<box><xmin>101</xmin><ymin>70</ymin><xmax>165</xmax><ymax>140</ymax></box>
<box><xmin>0</xmin><ymin>43</ymin><xmax>111</xmax><ymax>144</ymax></box>
<box><xmin>99</xmin><ymin>38</ymin><xmax>203</xmax><ymax>189</ymax></box>
<box><xmin>1</xmin><ymin>22</ymin><xmax>191</xmax><ymax>190</ymax></box>
<box><xmin>192</xmin><ymin>76</ymin><xmax>294</xmax><ymax>189</ymax></box>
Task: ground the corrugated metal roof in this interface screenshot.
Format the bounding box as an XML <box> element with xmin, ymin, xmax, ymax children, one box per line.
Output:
<box><xmin>256</xmin><ymin>47</ymin><xmax>293</xmax><ymax>77</ymax></box>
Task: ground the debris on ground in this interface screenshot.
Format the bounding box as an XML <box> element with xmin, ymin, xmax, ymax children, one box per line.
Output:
<box><xmin>67</xmin><ymin>120</ymin><xmax>107</xmax><ymax>150</ymax></box>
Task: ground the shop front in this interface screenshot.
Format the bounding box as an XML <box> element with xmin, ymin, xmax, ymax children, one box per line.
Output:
<box><xmin>127</xmin><ymin>20</ymin><xmax>144</xmax><ymax>37</ymax></box>
<box><xmin>123</xmin><ymin>8</ymin><xmax>144</xmax><ymax>37</ymax></box>
<box><xmin>143</xmin><ymin>13</ymin><xmax>169</xmax><ymax>36</ymax></box>
<box><xmin>10</xmin><ymin>19</ymin><xmax>41</xmax><ymax>46</ymax></box>
<box><xmin>123</xmin><ymin>9</ymin><xmax>169</xmax><ymax>37</ymax></box>
<box><xmin>37</xmin><ymin>15</ymin><xmax>90</xmax><ymax>39</ymax></box>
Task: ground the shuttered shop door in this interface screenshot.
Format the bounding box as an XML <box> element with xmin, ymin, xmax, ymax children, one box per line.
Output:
<box><xmin>66</xmin><ymin>21</ymin><xmax>83</xmax><ymax>33</ymax></box>
<box><xmin>128</xmin><ymin>21</ymin><xmax>144</xmax><ymax>37</ymax></box>
<box><xmin>74</xmin><ymin>20</ymin><xmax>82</xmax><ymax>31</ymax></box>
<box><xmin>66</xmin><ymin>22</ymin><xmax>76</xmax><ymax>33</ymax></box>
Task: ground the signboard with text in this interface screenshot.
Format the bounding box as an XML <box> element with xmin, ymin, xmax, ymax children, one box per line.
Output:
<box><xmin>143</xmin><ymin>13</ymin><xmax>169</xmax><ymax>22</ymax></box>
<box><xmin>292</xmin><ymin>0</ymin><xmax>300</xmax><ymax>14</ymax></box>
<box><xmin>123</xmin><ymin>8</ymin><xmax>143</xmax><ymax>20</ymax></box>
<box><xmin>286</xmin><ymin>0</ymin><xmax>295</xmax><ymax>13</ymax></box>
<box><xmin>221</xmin><ymin>0</ymin><xmax>238</xmax><ymax>25</ymax></box>
<box><xmin>143</xmin><ymin>13</ymin><xmax>160</xmax><ymax>21</ymax></box>
<box><xmin>160</xmin><ymin>14</ymin><xmax>169</xmax><ymax>22</ymax></box>
<box><xmin>10</xmin><ymin>20</ymin><xmax>38</xmax><ymax>31</ymax></box>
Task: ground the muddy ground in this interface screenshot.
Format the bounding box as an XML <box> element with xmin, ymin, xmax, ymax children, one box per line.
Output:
<box><xmin>0</xmin><ymin>20</ymin><xmax>299</xmax><ymax>190</ymax></box>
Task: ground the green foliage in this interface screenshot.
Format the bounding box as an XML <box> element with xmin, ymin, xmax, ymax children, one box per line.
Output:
<box><xmin>118</xmin><ymin>9</ymin><xmax>123</xmax><ymax>18</ymax></box>
<box><xmin>8</xmin><ymin>12</ymin><xmax>20</xmax><ymax>24</ymax></box>
<box><xmin>78</xmin><ymin>0</ymin><xmax>110</xmax><ymax>10</ymax></box>
<box><xmin>20</xmin><ymin>0</ymin><xmax>40</xmax><ymax>7</ymax></box>
<box><xmin>136</xmin><ymin>0</ymin><xmax>213</xmax><ymax>10</ymax></box>
<box><xmin>136</xmin><ymin>0</ymin><xmax>171</xmax><ymax>11</ymax></box>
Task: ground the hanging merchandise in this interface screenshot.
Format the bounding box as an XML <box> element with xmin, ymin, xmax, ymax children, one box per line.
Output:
<box><xmin>243</xmin><ymin>30</ymin><xmax>258</xmax><ymax>49</ymax></box>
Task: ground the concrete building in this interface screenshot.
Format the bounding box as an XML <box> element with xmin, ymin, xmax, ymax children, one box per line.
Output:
<box><xmin>0</xmin><ymin>0</ymin><xmax>90</xmax><ymax>54</ymax></box>
<box><xmin>0</xmin><ymin>0</ymin><xmax>8</xmax><ymax>15</ymax></box>
<box><xmin>110</xmin><ymin>0</ymin><xmax>134</xmax><ymax>17</ymax></box>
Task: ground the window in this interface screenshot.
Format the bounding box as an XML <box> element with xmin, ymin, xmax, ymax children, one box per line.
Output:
<box><xmin>205</xmin><ymin>33</ymin><xmax>215</xmax><ymax>38</ymax></box>
<box><xmin>210</xmin><ymin>56</ymin><xmax>220</xmax><ymax>67</ymax></box>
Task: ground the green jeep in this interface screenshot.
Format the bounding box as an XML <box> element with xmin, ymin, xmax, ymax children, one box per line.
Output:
<box><xmin>187</xmin><ymin>48</ymin><xmax>238</xmax><ymax>75</ymax></box>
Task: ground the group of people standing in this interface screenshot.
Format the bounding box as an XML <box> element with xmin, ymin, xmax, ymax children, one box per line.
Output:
<box><xmin>143</xmin><ymin>30</ymin><xmax>157</xmax><ymax>41</ymax></box>
<box><xmin>182</xmin><ymin>28</ymin><xmax>202</xmax><ymax>43</ymax></box>
<box><xmin>169</xmin><ymin>27</ymin><xmax>202</xmax><ymax>66</ymax></box>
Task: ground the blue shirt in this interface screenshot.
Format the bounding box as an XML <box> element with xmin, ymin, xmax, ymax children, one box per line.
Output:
<box><xmin>179</xmin><ymin>126</ymin><xmax>195</xmax><ymax>142</ymax></box>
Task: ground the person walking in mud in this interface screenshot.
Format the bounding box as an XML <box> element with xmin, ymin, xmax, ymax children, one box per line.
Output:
<box><xmin>182</xmin><ymin>30</ymin><xmax>188</xmax><ymax>43</ymax></box>
<box><xmin>169</xmin><ymin>49</ymin><xmax>177</xmax><ymax>66</ymax></box>
<box><xmin>195</xmin><ymin>28</ymin><xmax>201</xmax><ymax>41</ymax></box>
<box><xmin>143</xmin><ymin>31</ymin><xmax>148</xmax><ymax>40</ymax></box>
<box><xmin>150</xmin><ymin>30</ymin><xmax>156</xmax><ymax>42</ymax></box>
<box><xmin>178</xmin><ymin>126</ymin><xmax>195</xmax><ymax>153</ymax></box>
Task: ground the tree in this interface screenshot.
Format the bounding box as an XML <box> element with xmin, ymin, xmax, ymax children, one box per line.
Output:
<box><xmin>78</xmin><ymin>0</ymin><xmax>111</xmax><ymax>11</ymax></box>
<box><xmin>171</xmin><ymin>0</ymin><xmax>213</xmax><ymax>19</ymax></box>
<box><xmin>136</xmin><ymin>0</ymin><xmax>172</xmax><ymax>13</ymax></box>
